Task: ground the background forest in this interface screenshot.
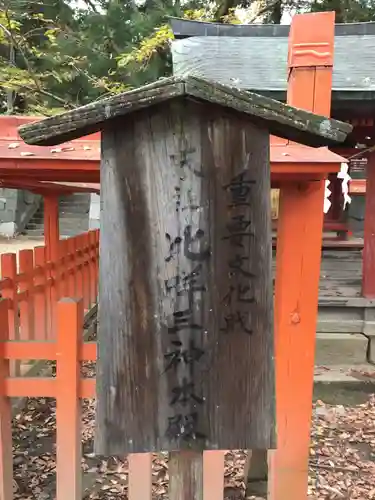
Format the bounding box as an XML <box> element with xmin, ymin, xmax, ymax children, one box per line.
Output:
<box><xmin>1</xmin><ymin>0</ymin><xmax>375</xmax><ymax>115</ymax></box>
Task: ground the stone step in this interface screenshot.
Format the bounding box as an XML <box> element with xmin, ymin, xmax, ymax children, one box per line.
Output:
<box><xmin>27</xmin><ymin>219</ymin><xmax>89</xmax><ymax>228</ymax></box>
<box><xmin>30</xmin><ymin>209</ymin><xmax>89</xmax><ymax>218</ymax></box>
<box><xmin>313</xmin><ymin>364</ymin><xmax>375</xmax><ymax>405</ymax></box>
<box><xmin>24</xmin><ymin>230</ymin><xmax>44</xmax><ymax>238</ymax></box>
<box><xmin>59</xmin><ymin>211</ymin><xmax>90</xmax><ymax>217</ymax></box>
<box><xmin>25</xmin><ymin>193</ymin><xmax>91</xmax><ymax>238</ymax></box>
<box><xmin>60</xmin><ymin>220</ymin><xmax>89</xmax><ymax>227</ymax></box>
<box><xmin>316</xmin><ymin>332</ymin><xmax>368</xmax><ymax>366</ymax></box>
<box><xmin>25</xmin><ymin>228</ymin><xmax>87</xmax><ymax>238</ymax></box>
<box><xmin>59</xmin><ymin>201</ymin><xmax>90</xmax><ymax>207</ymax></box>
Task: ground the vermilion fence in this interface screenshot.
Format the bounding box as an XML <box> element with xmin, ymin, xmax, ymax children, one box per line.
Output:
<box><xmin>0</xmin><ymin>230</ymin><xmax>99</xmax><ymax>343</ymax></box>
<box><xmin>0</xmin><ymin>229</ymin><xmax>227</xmax><ymax>499</ymax></box>
<box><xmin>0</xmin><ymin>298</ymin><xmax>225</xmax><ymax>500</ymax></box>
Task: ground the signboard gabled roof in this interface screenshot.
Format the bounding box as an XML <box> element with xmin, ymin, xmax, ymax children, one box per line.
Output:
<box><xmin>19</xmin><ymin>75</ymin><xmax>352</xmax><ymax>148</ymax></box>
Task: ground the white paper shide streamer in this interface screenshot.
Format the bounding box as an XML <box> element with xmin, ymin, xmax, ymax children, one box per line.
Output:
<box><xmin>323</xmin><ymin>162</ymin><xmax>352</xmax><ymax>214</ymax></box>
<box><xmin>337</xmin><ymin>162</ymin><xmax>352</xmax><ymax>210</ymax></box>
<box><xmin>323</xmin><ymin>179</ymin><xmax>331</xmax><ymax>214</ymax></box>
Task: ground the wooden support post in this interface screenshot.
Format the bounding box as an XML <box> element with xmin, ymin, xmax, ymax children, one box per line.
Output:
<box><xmin>268</xmin><ymin>11</ymin><xmax>335</xmax><ymax>500</ymax></box>
<box><xmin>244</xmin><ymin>450</ymin><xmax>268</xmax><ymax>497</ymax></box>
<box><xmin>362</xmin><ymin>152</ymin><xmax>375</xmax><ymax>297</ymax></box>
<box><xmin>169</xmin><ymin>451</ymin><xmax>203</xmax><ymax>500</ymax></box>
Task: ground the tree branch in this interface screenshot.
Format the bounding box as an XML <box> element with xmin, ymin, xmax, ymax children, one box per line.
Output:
<box><xmin>81</xmin><ymin>0</ymin><xmax>100</xmax><ymax>12</ymax></box>
<box><xmin>3</xmin><ymin>79</ymin><xmax>76</xmax><ymax>109</ymax></box>
<box><xmin>247</xmin><ymin>0</ymin><xmax>283</xmax><ymax>23</ymax></box>
<box><xmin>20</xmin><ymin>84</ymin><xmax>76</xmax><ymax>109</ymax></box>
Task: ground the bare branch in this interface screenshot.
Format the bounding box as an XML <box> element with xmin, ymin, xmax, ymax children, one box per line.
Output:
<box><xmin>3</xmin><ymin>79</ymin><xmax>76</xmax><ymax>109</ymax></box>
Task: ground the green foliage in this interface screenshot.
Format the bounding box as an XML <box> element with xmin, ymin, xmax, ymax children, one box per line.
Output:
<box><xmin>0</xmin><ymin>0</ymin><xmax>374</xmax><ymax>115</ymax></box>
<box><xmin>310</xmin><ymin>0</ymin><xmax>375</xmax><ymax>22</ymax></box>
<box><xmin>117</xmin><ymin>24</ymin><xmax>174</xmax><ymax>69</ymax></box>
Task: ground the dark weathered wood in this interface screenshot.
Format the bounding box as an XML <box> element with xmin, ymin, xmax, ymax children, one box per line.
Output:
<box><xmin>169</xmin><ymin>451</ymin><xmax>203</xmax><ymax>500</ymax></box>
<box><xmin>19</xmin><ymin>79</ymin><xmax>185</xmax><ymax>146</ymax></box>
<box><xmin>19</xmin><ymin>75</ymin><xmax>352</xmax><ymax>147</ymax></box>
<box><xmin>184</xmin><ymin>78</ymin><xmax>352</xmax><ymax>146</ymax></box>
<box><xmin>244</xmin><ymin>450</ymin><xmax>268</xmax><ymax>497</ymax></box>
<box><xmin>95</xmin><ymin>99</ymin><xmax>275</xmax><ymax>455</ymax></box>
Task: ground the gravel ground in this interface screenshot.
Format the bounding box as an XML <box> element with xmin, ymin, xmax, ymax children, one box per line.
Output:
<box><xmin>0</xmin><ymin>236</ymin><xmax>41</xmax><ymax>255</ymax></box>
<box><xmin>6</xmin><ymin>237</ymin><xmax>375</xmax><ymax>499</ymax></box>
<box><xmin>11</xmin><ymin>371</ymin><xmax>375</xmax><ymax>499</ymax></box>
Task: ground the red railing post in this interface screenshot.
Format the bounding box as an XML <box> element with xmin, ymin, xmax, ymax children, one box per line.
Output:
<box><xmin>44</xmin><ymin>194</ymin><xmax>60</xmax><ymax>339</ymax></box>
<box><xmin>0</xmin><ymin>299</ymin><xmax>14</xmax><ymax>500</ymax></box>
<box><xmin>82</xmin><ymin>233</ymin><xmax>90</xmax><ymax>310</ymax></box>
<box><xmin>95</xmin><ymin>230</ymin><xmax>99</xmax><ymax>300</ymax></box>
<box><xmin>59</xmin><ymin>239</ymin><xmax>69</xmax><ymax>299</ymax></box>
<box><xmin>56</xmin><ymin>298</ymin><xmax>83</xmax><ymax>500</ymax></box>
<box><xmin>19</xmin><ymin>249</ymin><xmax>35</xmax><ymax>342</ymax></box>
<box><xmin>203</xmin><ymin>451</ymin><xmax>225</xmax><ymax>500</ymax></box>
<box><xmin>1</xmin><ymin>253</ymin><xmax>19</xmax><ymax>375</ymax></box>
<box><xmin>88</xmin><ymin>231</ymin><xmax>96</xmax><ymax>306</ymax></box>
<box><xmin>34</xmin><ymin>246</ymin><xmax>47</xmax><ymax>341</ymax></box>
<box><xmin>67</xmin><ymin>237</ymin><xmax>76</xmax><ymax>298</ymax></box>
<box><xmin>128</xmin><ymin>454</ymin><xmax>152</xmax><ymax>500</ymax></box>
<box><xmin>75</xmin><ymin>235</ymin><xmax>84</xmax><ymax>301</ymax></box>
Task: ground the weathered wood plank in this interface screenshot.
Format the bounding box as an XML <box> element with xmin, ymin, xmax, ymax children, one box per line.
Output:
<box><xmin>95</xmin><ymin>99</ymin><xmax>275</xmax><ymax>455</ymax></box>
<box><xmin>185</xmin><ymin>77</ymin><xmax>352</xmax><ymax>146</ymax></box>
<box><xmin>19</xmin><ymin>80</ymin><xmax>185</xmax><ymax>146</ymax></box>
<box><xmin>169</xmin><ymin>451</ymin><xmax>203</xmax><ymax>500</ymax></box>
<box><xmin>19</xmin><ymin>75</ymin><xmax>352</xmax><ymax>147</ymax></box>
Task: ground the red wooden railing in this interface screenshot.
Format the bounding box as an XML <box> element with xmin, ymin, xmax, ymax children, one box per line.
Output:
<box><xmin>0</xmin><ymin>298</ymin><xmax>225</xmax><ymax>500</ymax></box>
<box><xmin>0</xmin><ymin>230</ymin><xmax>99</xmax><ymax>375</ymax></box>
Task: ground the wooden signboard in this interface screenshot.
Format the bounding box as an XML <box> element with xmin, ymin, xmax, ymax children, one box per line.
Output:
<box><xmin>95</xmin><ymin>100</ymin><xmax>275</xmax><ymax>454</ymax></box>
<box><xmin>17</xmin><ymin>76</ymin><xmax>352</xmax><ymax>459</ymax></box>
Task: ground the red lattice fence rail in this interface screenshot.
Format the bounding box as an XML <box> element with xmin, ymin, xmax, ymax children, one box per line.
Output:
<box><xmin>0</xmin><ymin>230</ymin><xmax>99</xmax><ymax>361</ymax></box>
<box><xmin>0</xmin><ymin>298</ymin><xmax>225</xmax><ymax>500</ymax></box>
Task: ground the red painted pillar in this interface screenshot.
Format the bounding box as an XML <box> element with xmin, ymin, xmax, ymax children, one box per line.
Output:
<box><xmin>362</xmin><ymin>153</ymin><xmax>375</xmax><ymax>297</ymax></box>
<box><xmin>269</xmin><ymin>11</ymin><xmax>335</xmax><ymax>500</ymax></box>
